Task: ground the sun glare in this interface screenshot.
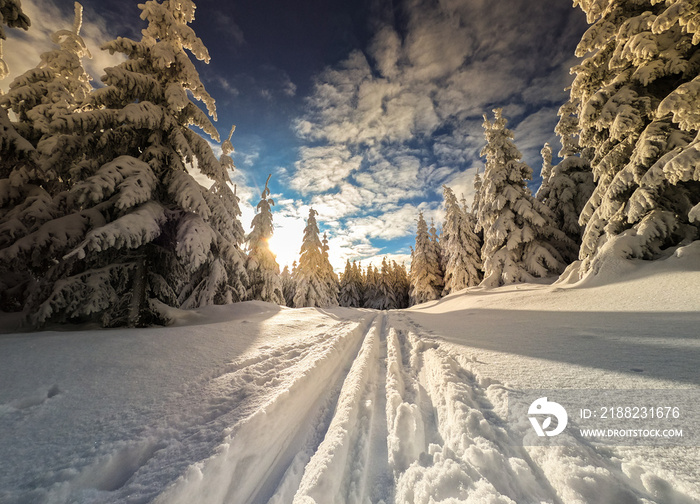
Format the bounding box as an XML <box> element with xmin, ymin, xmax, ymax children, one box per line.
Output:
<box><xmin>268</xmin><ymin>216</ymin><xmax>305</xmax><ymax>271</ymax></box>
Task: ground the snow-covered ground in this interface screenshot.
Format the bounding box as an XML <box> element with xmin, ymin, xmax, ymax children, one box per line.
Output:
<box><xmin>1</xmin><ymin>244</ymin><xmax>699</xmax><ymax>504</ymax></box>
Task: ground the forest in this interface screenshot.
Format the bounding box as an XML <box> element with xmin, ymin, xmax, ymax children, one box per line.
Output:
<box><xmin>1</xmin><ymin>0</ymin><xmax>699</xmax><ymax>327</ymax></box>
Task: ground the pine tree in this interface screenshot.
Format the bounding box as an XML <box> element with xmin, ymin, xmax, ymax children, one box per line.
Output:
<box><xmin>320</xmin><ymin>232</ymin><xmax>339</xmax><ymax>306</ymax></box>
<box><xmin>294</xmin><ymin>208</ymin><xmax>335</xmax><ymax>307</ymax></box>
<box><xmin>339</xmin><ymin>259</ymin><xmax>362</xmax><ymax>307</ymax></box>
<box><xmin>535</xmin><ymin>140</ymin><xmax>595</xmax><ymax>259</ymax></box>
<box><xmin>0</xmin><ymin>3</ymin><xmax>90</xmax><ymax>311</ymax></box>
<box><xmin>247</xmin><ymin>174</ymin><xmax>284</xmax><ymax>304</ymax></box>
<box><xmin>428</xmin><ymin>218</ymin><xmax>445</xmax><ymax>278</ymax></box>
<box><xmin>281</xmin><ymin>264</ymin><xmax>295</xmax><ymax>307</ymax></box>
<box><xmin>543</xmin><ymin>156</ymin><xmax>595</xmax><ymax>254</ymax></box>
<box><xmin>379</xmin><ymin>257</ymin><xmax>399</xmax><ymax>310</ymax></box>
<box><xmin>391</xmin><ymin>260</ymin><xmax>410</xmax><ymax>308</ymax></box>
<box><xmin>409</xmin><ymin>211</ymin><xmax>443</xmax><ymax>305</ymax></box>
<box><xmin>442</xmin><ymin>185</ymin><xmax>482</xmax><ymax>294</ymax></box>
<box><xmin>570</xmin><ymin>0</ymin><xmax>700</xmax><ymax>271</ymax></box>
<box><xmin>0</xmin><ymin>0</ymin><xmax>35</xmax><ymax>185</ymax></box>
<box><xmin>362</xmin><ymin>263</ymin><xmax>380</xmax><ymax>308</ymax></box>
<box><xmin>365</xmin><ymin>257</ymin><xmax>398</xmax><ymax>310</ymax></box>
<box><xmin>536</xmin><ymin>143</ymin><xmax>554</xmax><ymax>202</ymax></box>
<box><xmin>472</xmin><ymin>170</ymin><xmax>483</xmax><ymax>222</ymax></box>
<box><xmin>3</xmin><ymin>3</ymin><xmax>91</xmax><ymax>161</ymax></box>
<box><xmin>354</xmin><ymin>261</ymin><xmax>366</xmax><ymax>304</ymax></box>
<box><xmin>478</xmin><ymin>109</ymin><xmax>574</xmax><ymax>287</ymax></box>
<box><xmin>1</xmin><ymin>0</ymin><xmax>248</xmax><ymax>326</ymax></box>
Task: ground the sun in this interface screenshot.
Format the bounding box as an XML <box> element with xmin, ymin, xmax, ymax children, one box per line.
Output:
<box><xmin>268</xmin><ymin>215</ymin><xmax>305</xmax><ymax>271</ymax></box>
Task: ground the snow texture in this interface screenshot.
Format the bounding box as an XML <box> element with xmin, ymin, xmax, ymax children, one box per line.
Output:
<box><xmin>1</xmin><ymin>245</ymin><xmax>700</xmax><ymax>504</ymax></box>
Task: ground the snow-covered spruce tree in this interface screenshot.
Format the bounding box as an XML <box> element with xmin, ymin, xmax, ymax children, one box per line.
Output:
<box><xmin>202</xmin><ymin>125</ymin><xmax>249</xmax><ymax>306</ymax></box>
<box><xmin>0</xmin><ymin>4</ymin><xmax>91</xmax><ymax>311</ymax></box>
<box><xmin>0</xmin><ymin>0</ymin><xmax>29</xmax><ymax>35</ymax></box>
<box><xmin>365</xmin><ymin>257</ymin><xmax>398</xmax><ymax>310</ymax></box>
<box><xmin>534</xmin><ymin>140</ymin><xmax>594</xmax><ymax>257</ymax></box>
<box><xmin>442</xmin><ymin>185</ymin><xmax>482</xmax><ymax>294</ymax></box>
<box><xmin>535</xmin><ymin>143</ymin><xmax>554</xmax><ymax>202</ymax></box>
<box><xmin>477</xmin><ymin>109</ymin><xmax>575</xmax><ymax>287</ymax></box>
<box><xmin>339</xmin><ymin>259</ymin><xmax>362</xmax><ymax>307</ymax></box>
<box><xmin>1</xmin><ymin>1</ymin><xmax>92</xmax><ymax>233</ymax></box>
<box><xmin>4</xmin><ymin>0</ymin><xmax>248</xmax><ymax>326</ymax></box>
<box><xmin>544</xmin><ymin>159</ymin><xmax>595</xmax><ymax>253</ymax></box>
<box><xmin>321</xmin><ymin>232</ymin><xmax>339</xmax><ymax>305</ymax></box>
<box><xmin>3</xmin><ymin>2</ymin><xmax>91</xmax><ymax>164</ymax></box>
<box><xmin>246</xmin><ymin>174</ymin><xmax>283</xmax><ymax>304</ymax></box>
<box><xmin>570</xmin><ymin>0</ymin><xmax>700</xmax><ymax>271</ymax></box>
<box><xmin>353</xmin><ymin>261</ymin><xmax>366</xmax><ymax>302</ymax></box>
<box><xmin>390</xmin><ymin>260</ymin><xmax>410</xmax><ymax>309</ymax></box>
<box><xmin>428</xmin><ymin>218</ymin><xmax>445</xmax><ymax>278</ymax></box>
<box><xmin>294</xmin><ymin>208</ymin><xmax>335</xmax><ymax>307</ymax></box>
<box><xmin>409</xmin><ymin>211</ymin><xmax>444</xmax><ymax>305</ymax></box>
<box><xmin>0</xmin><ymin>0</ymin><xmax>32</xmax><ymax>178</ymax></box>
<box><xmin>281</xmin><ymin>264</ymin><xmax>295</xmax><ymax>307</ymax></box>
<box><xmin>379</xmin><ymin>257</ymin><xmax>399</xmax><ymax>309</ymax></box>
<box><xmin>472</xmin><ymin>170</ymin><xmax>484</xmax><ymax>222</ymax></box>
<box><xmin>362</xmin><ymin>263</ymin><xmax>379</xmax><ymax>308</ymax></box>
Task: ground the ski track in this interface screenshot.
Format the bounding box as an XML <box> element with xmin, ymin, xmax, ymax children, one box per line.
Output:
<box><xmin>162</xmin><ymin>310</ymin><xmax>697</xmax><ymax>504</ymax></box>
<box><xmin>17</xmin><ymin>309</ymin><xmax>699</xmax><ymax>504</ymax></box>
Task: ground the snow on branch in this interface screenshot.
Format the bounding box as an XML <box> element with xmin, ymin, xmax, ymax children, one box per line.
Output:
<box><xmin>71</xmin><ymin>155</ymin><xmax>156</xmax><ymax>209</ymax></box>
<box><xmin>66</xmin><ymin>200</ymin><xmax>167</xmax><ymax>259</ymax></box>
<box><xmin>167</xmin><ymin>169</ymin><xmax>210</xmax><ymax>219</ymax></box>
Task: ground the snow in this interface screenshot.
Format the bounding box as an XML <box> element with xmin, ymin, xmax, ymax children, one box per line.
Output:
<box><xmin>1</xmin><ymin>246</ymin><xmax>700</xmax><ymax>504</ymax></box>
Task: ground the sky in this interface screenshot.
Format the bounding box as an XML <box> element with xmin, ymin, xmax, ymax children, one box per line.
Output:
<box><xmin>2</xmin><ymin>0</ymin><xmax>589</xmax><ymax>271</ymax></box>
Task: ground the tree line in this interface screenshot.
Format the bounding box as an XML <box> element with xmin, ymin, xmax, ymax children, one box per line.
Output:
<box><xmin>1</xmin><ymin>0</ymin><xmax>698</xmax><ymax>325</ymax></box>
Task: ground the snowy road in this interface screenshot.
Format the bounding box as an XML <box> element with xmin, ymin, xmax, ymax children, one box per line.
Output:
<box><xmin>2</xmin><ymin>262</ymin><xmax>700</xmax><ymax>504</ymax></box>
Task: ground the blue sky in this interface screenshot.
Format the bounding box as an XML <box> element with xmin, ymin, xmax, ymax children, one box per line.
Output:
<box><xmin>2</xmin><ymin>0</ymin><xmax>589</xmax><ymax>271</ymax></box>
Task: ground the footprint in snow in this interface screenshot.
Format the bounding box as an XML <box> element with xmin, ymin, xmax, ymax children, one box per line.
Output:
<box><xmin>6</xmin><ymin>384</ymin><xmax>62</xmax><ymax>411</ymax></box>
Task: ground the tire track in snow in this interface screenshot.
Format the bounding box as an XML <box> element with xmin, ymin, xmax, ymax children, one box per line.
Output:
<box><xmin>394</xmin><ymin>317</ymin><xmax>695</xmax><ymax>504</ymax></box>
<box><xmin>362</xmin><ymin>314</ymin><xmax>394</xmax><ymax>504</ymax></box>
<box><xmin>38</xmin><ymin>318</ymin><xmax>368</xmax><ymax>504</ymax></box>
<box><xmin>443</xmin><ymin>345</ymin><xmax>698</xmax><ymax>504</ymax></box>
<box><xmin>385</xmin><ymin>324</ymin><xmax>433</xmax><ymax>477</ymax></box>
<box><xmin>152</xmin><ymin>314</ymin><xmax>376</xmax><ymax>504</ymax></box>
<box><xmin>406</xmin><ymin>333</ymin><xmax>559</xmax><ymax>503</ymax></box>
<box><xmin>292</xmin><ymin>314</ymin><xmax>393</xmax><ymax>504</ymax></box>
<box><xmin>144</xmin><ymin>309</ymin><xmax>698</xmax><ymax>504</ymax></box>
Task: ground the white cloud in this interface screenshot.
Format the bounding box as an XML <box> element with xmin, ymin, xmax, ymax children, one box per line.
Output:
<box><xmin>283</xmin><ymin>80</ymin><xmax>297</xmax><ymax>97</ymax></box>
<box><xmin>211</xmin><ymin>76</ymin><xmax>240</xmax><ymax>96</ymax></box>
<box><xmin>292</xmin><ymin>145</ymin><xmax>363</xmax><ymax>194</ymax></box>
<box><xmin>512</xmin><ymin>106</ymin><xmax>562</xmax><ymax>168</ymax></box>
<box><xmin>212</xmin><ymin>11</ymin><xmax>245</xmax><ymax>46</ymax></box>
